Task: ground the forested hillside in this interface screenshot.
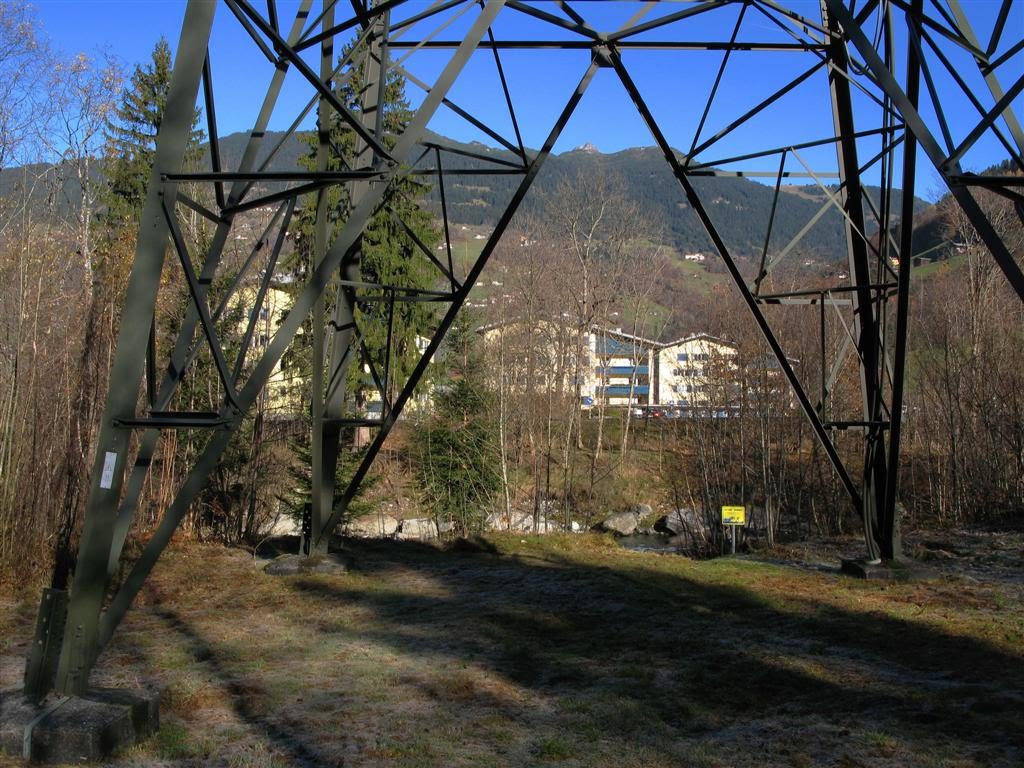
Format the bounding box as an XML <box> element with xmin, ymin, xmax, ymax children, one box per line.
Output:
<box><xmin>419</xmin><ymin>139</ymin><xmax>928</xmax><ymax>262</ymax></box>
<box><xmin>1</xmin><ymin>129</ymin><xmax>933</xmax><ymax>264</ymax></box>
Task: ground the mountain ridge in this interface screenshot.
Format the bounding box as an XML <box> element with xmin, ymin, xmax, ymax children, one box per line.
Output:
<box><xmin>1</xmin><ymin>128</ymin><xmax>935</xmax><ymax>265</ymax></box>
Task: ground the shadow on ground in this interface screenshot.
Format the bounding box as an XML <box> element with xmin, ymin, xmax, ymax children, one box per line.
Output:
<box><xmin>104</xmin><ymin>536</ymin><xmax>1023</xmax><ymax>767</ymax></box>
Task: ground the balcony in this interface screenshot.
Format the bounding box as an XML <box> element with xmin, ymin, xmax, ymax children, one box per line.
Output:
<box><xmin>597</xmin><ymin>365</ymin><xmax>649</xmax><ymax>376</ymax></box>
<box><xmin>595</xmin><ymin>337</ymin><xmax>647</xmax><ymax>356</ymax></box>
<box><xmin>599</xmin><ymin>385</ymin><xmax>650</xmax><ymax>396</ymax></box>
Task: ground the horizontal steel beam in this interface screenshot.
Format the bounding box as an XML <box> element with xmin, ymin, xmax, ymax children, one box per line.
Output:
<box><xmin>385</xmin><ymin>40</ymin><xmax>827</xmax><ymax>50</ymax></box>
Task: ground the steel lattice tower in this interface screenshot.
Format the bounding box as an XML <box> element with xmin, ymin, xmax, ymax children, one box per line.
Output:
<box><xmin>19</xmin><ymin>0</ymin><xmax>1024</xmax><ymax>701</ymax></box>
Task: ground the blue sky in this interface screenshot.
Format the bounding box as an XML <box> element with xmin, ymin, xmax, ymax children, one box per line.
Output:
<box><xmin>32</xmin><ymin>1</ymin><xmax>1023</xmax><ymax>200</ymax></box>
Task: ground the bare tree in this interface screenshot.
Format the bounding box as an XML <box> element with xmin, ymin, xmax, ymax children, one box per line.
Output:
<box><xmin>0</xmin><ymin>1</ymin><xmax>46</xmax><ymax>172</ymax></box>
<box><xmin>903</xmin><ymin>186</ymin><xmax>1024</xmax><ymax>525</ymax></box>
<box><xmin>619</xmin><ymin>245</ymin><xmax>668</xmax><ymax>454</ymax></box>
<box><xmin>538</xmin><ymin>170</ymin><xmax>663</xmax><ymax>517</ymax></box>
<box><xmin>0</xmin><ymin>1</ymin><xmax>50</xmax><ymax>240</ymax></box>
<box><xmin>543</xmin><ymin>171</ymin><xmax>635</xmax><ymax>439</ymax></box>
<box><xmin>39</xmin><ymin>51</ymin><xmax>122</xmax><ymax>281</ymax></box>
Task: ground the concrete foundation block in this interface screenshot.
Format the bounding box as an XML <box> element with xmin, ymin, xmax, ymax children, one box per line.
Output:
<box><xmin>840</xmin><ymin>558</ymin><xmax>938</xmax><ymax>581</ymax></box>
<box><xmin>263</xmin><ymin>551</ymin><xmax>351</xmax><ymax>576</ymax></box>
<box><xmin>0</xmin><ymin>686</ymin><xmax>159</xmax><ymax>763</ymax></box>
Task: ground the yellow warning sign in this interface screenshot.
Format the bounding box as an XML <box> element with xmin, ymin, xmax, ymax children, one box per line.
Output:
<box><xmin>721</xmin><ymin>506</ymin><xmax>746</xmax><ymax>526</ymax></box>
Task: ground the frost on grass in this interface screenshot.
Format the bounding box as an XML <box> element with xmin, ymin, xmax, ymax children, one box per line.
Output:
<box><xmin>1</xmin><ymin>534</ymin><xmax>1021</xmax><ymax>768</ymax></box>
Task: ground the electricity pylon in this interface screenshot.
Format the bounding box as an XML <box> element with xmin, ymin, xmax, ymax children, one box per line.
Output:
<box><xmin>22</xmin><ymin>0</ymin><xmax>1024</xmax><ymax>701</ymax></box>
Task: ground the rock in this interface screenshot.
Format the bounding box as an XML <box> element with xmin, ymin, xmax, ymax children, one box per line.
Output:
<box><xmin>485</xmin><ymin>512</ymin><xmax>510</xmax><ymax>531</ymax></box>
<box><xmin>398</xmin><ymin>517</ymin><xmax>438</xmax><ymax>540</ymax></box>
<box><xmin>267</xmin><ymin>514</ymin><xmax>300</xmax><ymax>537</ymax></box>
<box><xmin>633</xmin><ymin>503</ymin><xmax>654</xmax><ymax>520</ymax></box>
<box><xmin>655</xmin><ymin>508</ymin><xmax>709</xmax><ymax>540</ymax></box>
<box><xmin>345</xmin><ymin>513</ymin><xmax>399</xmax><ymax>538</ymax></box>
<box><xmin>597</xmin><ymin>511</ymin><xmax>639</xmax><ymax>536</ymax></box>
<box><xmin>485</xmin><ymin>511</ymin><xmax>558</xmax><ymax>533</ymax></box>
<box><xmin>655</xmin><ymin>510</ymin><xmax>683</xmax><ymax>535</ymax></box>
<box><xmin>570</xmin><ymin>520</ymin><xmax>584</xmax><ymax>533</ymax></box>
<box><xmin>508</xmin><ymin>512</ymin><xmax>532</xmax><ymax>532</ymax></box>
<box><xmin>533</xmin><ymin>516</ymin><xmax>558</xmax><ymax>533</ymax></box>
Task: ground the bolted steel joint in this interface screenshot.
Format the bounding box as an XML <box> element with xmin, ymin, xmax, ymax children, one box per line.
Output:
<box><xmin>592</xmin><ymin>44</ymin><xmax>614</xmax><ymax>68</ymax></box>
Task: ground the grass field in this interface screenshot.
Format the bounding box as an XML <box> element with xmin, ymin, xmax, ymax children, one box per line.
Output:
<box><xmin>912</xmin><ymin>253</ymin><xmax>966</xmax><ymax>280</ymax></box>
<box><xmin>2</xmin><ymin>533</ymin><xmax>1022</xmax><ymax>767</ymax></box>
<box><xmin>670</xmin><ymin>256</ymin><xmax>729</xmax><ymax>296</ymax></box>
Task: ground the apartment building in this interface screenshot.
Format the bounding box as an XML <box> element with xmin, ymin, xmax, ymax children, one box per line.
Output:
<box><xmin>657</xmin><ymin>333</ymin><xmax>736</xmax><ymax>410</ymax></box>
<box><xmin>584</xmin><ymin>328</ymin><xmax>659</xmax><ymax>407</ymax></box>
<box><xmin>480</xmin><ymin>320</ymin><xmax>736</xmax><ymax>411</ymax></box>
<box><xmin>238</xmin><ymin>282</ymin><xmax>305</xmax><ymax>418</ymax></box>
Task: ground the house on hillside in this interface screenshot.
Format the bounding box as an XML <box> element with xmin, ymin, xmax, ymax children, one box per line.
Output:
<box><xmin>477</xmin><ymin>318</ymin><xmax>579</xmax><ymax>396</ymax></box>
<box><xmin>361</xmin><ymin>334</ymin><xmax>439</xmax><ymax>419</ymax></box>
<box><xmin>236</xmin><ymin>279</ymin><xmax>440</xmax><ymax>421</ymax></box>
<box><xmin>477</xmin><ymin>320</ymin><xmax>655</xmax><ymax>407</ymax></box>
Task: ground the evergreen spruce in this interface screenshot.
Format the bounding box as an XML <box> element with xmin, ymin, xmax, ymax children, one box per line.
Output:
<box><xmin>100</xmin><ymin>38</ymin><xmax>203</xmax><ymax>230</ymax></box>
<box><xmin>277</xmin><ymin>44</ymin><xmax>440</xmax><ymax>524</ymax></box>
<box><xmin>414</xmin><ymin>313</ymin><xmax>501</xmax><ymax>535</ymax></box>
<box><xmin>278</xmin><ymin>425</ymin><xmax>378</xmax><ymax>525</ymax></box>
<box><xmin>286</xmin><ymin>48</ymin><xmax>439</xmax><ymax>408</ymax></box>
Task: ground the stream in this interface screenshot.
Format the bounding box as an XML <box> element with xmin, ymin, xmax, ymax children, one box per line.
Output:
<box><xmin>615</xmin><ymin>534</ymin><xmax>684</xmax><ymax>554</ymax></box>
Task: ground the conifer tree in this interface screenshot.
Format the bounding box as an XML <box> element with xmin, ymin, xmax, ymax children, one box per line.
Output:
<box><xmin>414</xmin><ymin>312</ymin><xmax>501</xmax><ymax>535</ymax></box>
<box><xmin>278</xmin><ymin>430</ymin><xmax>378</xmax><ymax>525</ymax></box>
<box><xmin>100</xmin><ymin>38</ymin><xmax>203</xmax><ymax>229</ymax></box>
<box><xmin>287</xmin><ymin>49</ymin><xmax>439</xmax><ymax>408</ymax></box>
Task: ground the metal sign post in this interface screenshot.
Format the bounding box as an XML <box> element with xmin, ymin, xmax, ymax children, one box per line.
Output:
<box><xmin>721</xmin><ymin>506</ymin><xmax>746</xmax><ymax>555</ymax></box>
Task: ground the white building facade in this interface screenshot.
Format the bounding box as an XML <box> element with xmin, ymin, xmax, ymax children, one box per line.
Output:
<box><xmin>656</xmin><ymin>333</ymin><xmax>736</xmax><ymax>411</ymax></box>
<box><xmin>581</xmin><ymin>328</ymin><xmax>658</xmax><ymax>407</ymax></box>
<box><xmin>480</xmin><ymin>321</ymin><xmax>736</xmax><ymax>411</ymax></box>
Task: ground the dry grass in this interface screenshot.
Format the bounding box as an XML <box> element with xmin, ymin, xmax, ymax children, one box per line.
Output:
<box><xmin>2</xmin><ymin>533</ymin><xmax>1022</xmax><ymax>767</ymax></box>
